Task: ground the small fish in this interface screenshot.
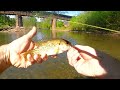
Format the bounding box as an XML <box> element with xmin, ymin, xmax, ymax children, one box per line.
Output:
<box><xmin>21</xmin><ymin>38</ymin><xmax>72</xmax><ymax>61</ymax></box>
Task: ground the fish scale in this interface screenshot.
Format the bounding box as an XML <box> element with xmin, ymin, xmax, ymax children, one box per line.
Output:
<box><xmin>21</xmin><ymin>38</ymin><xmax>72</xmax><ymax>61</ymax></box>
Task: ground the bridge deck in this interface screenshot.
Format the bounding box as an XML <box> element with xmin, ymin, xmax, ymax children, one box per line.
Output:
<box><xmin>0</xmin><ymin>11</ymin><xmax>72</xmax><ymax>28</ymax></box>
<box><xmin>0</xmin><ymin>11</ymin><xmax>33</xmax><ymax>16</ymax></box>
<box><xmin>0</xmin><ymin>11</ymin><xmax>72</xmax><ymax>20</ymax></box>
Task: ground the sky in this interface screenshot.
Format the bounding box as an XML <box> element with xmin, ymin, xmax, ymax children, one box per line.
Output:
<box><xmin>9</xmin><ymin>11</ymin><xmax>82</xmax><ymax>18</ymax></box>
<box><xmin>64</xmin><ymin>11</ymin><xmax>82</xmax><ymax>16</ymax></box>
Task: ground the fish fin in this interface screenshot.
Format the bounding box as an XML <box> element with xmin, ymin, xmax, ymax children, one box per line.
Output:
<box><xmin>21</xmin><ymin>49</ymin><xmax>40</xmax><ymax>61</ymax></box>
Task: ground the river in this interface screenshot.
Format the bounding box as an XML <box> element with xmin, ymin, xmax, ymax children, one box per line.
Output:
<box><xmin>0</xmin><ymin>29</ymin><xmax>120</xmax><ymax>79</ymax></box>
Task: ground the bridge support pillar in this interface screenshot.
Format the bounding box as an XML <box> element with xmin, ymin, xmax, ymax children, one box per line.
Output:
<box><xmin>52</xmin><ymin>17</ymin><xmax>57</xmax><ymax>30</ymax></box>
<box><xmin>16</xmin><ymin>15</ymin><xmax>23</xmax><ymax>29</ymax></box>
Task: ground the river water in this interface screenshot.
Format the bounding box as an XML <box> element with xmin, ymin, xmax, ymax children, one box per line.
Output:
<box><xmin>0</xmin><ymin>29</ymin><xmax>120</xmax><ymax>79</ymax></box>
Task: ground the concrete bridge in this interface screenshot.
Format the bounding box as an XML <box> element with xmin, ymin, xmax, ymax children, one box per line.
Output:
<box><xmin>0</xmin><ymin>11</ymin><xmax>72</xmax><ymax>30</ymax></box>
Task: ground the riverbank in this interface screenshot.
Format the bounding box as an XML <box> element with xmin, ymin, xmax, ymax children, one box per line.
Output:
<box><xmin>0</xmin><ymin>27</ymin><xmax>26</xmax><ymax>33</ymax></box>
<box><xmin>69</xmin><ymin>29</ymin><xmax>120</xmax><ymax>39</ymax></box>
<box><xmin>1</xmin><ymin>27</ymin><xmax>120</xmax><ymax>38</ymax></box>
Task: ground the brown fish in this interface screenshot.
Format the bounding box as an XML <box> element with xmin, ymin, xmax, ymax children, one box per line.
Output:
<box><xmin>21</xmin><ymin>38</ymin><xmax>72</xmax><ymax>60</ymax></box>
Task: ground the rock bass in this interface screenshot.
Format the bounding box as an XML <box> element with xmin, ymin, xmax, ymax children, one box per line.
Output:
<box><xmin>21</xmin><ymin>38</ymin><xmax>72</xmax><ymax>60</ymax></box>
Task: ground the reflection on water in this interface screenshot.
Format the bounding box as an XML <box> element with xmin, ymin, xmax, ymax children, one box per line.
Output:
<box><xmin>34</xmin><ymin>31</ymin><xmax>45</xmax><ymax>41</ymax></box>
<box><xmin>0</xmin><ymin>30</ymin><xmax>28</xmax><ymax>45</ymax></box>
<box><xmin>0</xmin><ymin>29</ymin><xmax>120</xmax><ymax>79</ymax></box>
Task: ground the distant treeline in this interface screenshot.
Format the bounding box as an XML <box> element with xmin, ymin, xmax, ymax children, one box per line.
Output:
<box><xmin>69</xmin><ymin>11</ymin><xmax>120</xmax><ymax>32</ymax></box>
<box><xmin>1</xmin><ymin>11</ymin><xmax>120</xmax><ymax>32</ymax></box>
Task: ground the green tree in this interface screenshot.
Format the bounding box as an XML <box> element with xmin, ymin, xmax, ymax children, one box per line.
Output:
<box><xmin>69</xmin><ymin>11</ymin><xmax>120</xmax><ymax>32</ymax></box>
<box><xmin>57</xmin><ymin>20</ymin><xmax>64</xmax><ymax>27</ymax></box>
<box><xmin>37</xmin><ymin>17</ymin><xmax>51</xmax><ymax>29</ymax></box>
<box><xmin>33</xmin><ymin>11</ymin><xmax>68</xmax><ymax>30</ymax></box>
<box><xmin>23</xmin><ymin>16</ymin><xmax>37</xmax><ymax>29</ymax></box>
<box><xmin>105</xmin><ymin>11</ymin><xmax>120</xmax><ymax>31</ymax></box>
<box><xmin>0</xmin><ymin>15</ymin><xmax>15</xmax><ymax>29</ymax></box>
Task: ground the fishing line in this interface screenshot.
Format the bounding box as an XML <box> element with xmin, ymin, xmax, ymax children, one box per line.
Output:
<box><xmin>68</xmin><ymin>21</ymin><xmax>120</xmax><ymax>33</ymax></box>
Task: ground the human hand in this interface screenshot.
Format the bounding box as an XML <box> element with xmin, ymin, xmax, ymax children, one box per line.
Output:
<box><xmin>7</xmin><ymin>26</ymin><xmax>47</xmax><ymax>68</ymax></box>
<box><xmin>67</xmin><ymin>45</ymin><xmax>107</xmax><ymax>77</ymax></box>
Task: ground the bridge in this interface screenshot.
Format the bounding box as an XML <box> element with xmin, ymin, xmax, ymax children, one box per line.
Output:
<box><xmin>0</xmin><ymin>11</ymin><xmax>72</xmax><ymax>30</ymax></box>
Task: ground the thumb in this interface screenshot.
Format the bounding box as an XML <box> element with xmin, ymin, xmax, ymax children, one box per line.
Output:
<box><xmin>25</xmin><ymin>26</ymin><xmax>37</xmax><ymax>40</ymax></box>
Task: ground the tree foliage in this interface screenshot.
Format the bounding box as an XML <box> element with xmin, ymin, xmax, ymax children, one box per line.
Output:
<box><xmin>23</xmin><ymin>16</ymin><xmax>37</xmax><ymax>29</ymax></box>
<box><xmin>33</xmin><ymin>11</ymin><xmax>67</xmax><ymax>30</ymax></box>
<box><xmin>57</xmin><ymin>20</ymin><xmax>64</xmax><ymax>27</ymax></box>
<box><xmin>0</xmin><ymin>15</ymin><xmax>15</xmax><ymax>29</ymax></box>
<box><xmin>37</xmin><ymin>17</ymin><xmax>52</xmax><ymax>29</ymax></box>
<box><xmin>70</xmin><ymin>11</ymin><xmax>120</xmax><ymax>32</ymax></box>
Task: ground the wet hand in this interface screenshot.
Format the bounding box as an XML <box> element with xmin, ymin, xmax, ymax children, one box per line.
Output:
<box><xmin>67</xmin><ymin>45</ymin><xmax>107</xmax><ymax>77</ymax></box>
<box><xmin>7</xmin><ymin>26</ymin><xmax>48</xmax><ymax>68</ymax></box>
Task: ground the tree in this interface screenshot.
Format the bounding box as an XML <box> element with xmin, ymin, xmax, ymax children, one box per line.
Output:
<box><xmin>23</xmin><ymin>16</ymin><xmax>37</xmax><ymax>29</ymax></box>
<box><xmin>37</xmin><ymin>17</ymin><xmax>51</xmax><ymax>29</ymax></box>
<box><xmin>69</xmin><ymin>11</ymin><xmax>120</xmax><ymax>32</ymax></box>
<box><xmin>0</xmin><ymin>15</ymin><xmax>15</xmax><ymax>29</ymax></box>
<box><xmin>34</xmin><ymin>11</ymin><xmax>68</xmax><ymax>30</ymax></box>
<box><xmin>57</xmin><ymin>20</ymin><xmax>64</xmax><ymax>27</ymax></box>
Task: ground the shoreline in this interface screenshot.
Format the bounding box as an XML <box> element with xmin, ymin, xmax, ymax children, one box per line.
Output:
<box><xmin>1</xmin><ymin>28</ymin><xmax>120</xmax><ymax>37</ymax></box>
<box><xmin>0</xmin><ymin>27</ymin><xmax>27</xmax><ymax>33</ymax></box>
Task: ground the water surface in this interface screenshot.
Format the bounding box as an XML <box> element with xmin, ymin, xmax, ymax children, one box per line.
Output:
<box><xmin>0</xmin><ymin>29</ymin><xmax>120</xmax><ymax>79</ymax></box>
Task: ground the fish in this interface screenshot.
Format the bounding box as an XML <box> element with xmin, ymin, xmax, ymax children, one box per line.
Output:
<box><xmin>21</xmin><ymin>38</ymin><xmax>72</xmax><ymax>61</ymax></box>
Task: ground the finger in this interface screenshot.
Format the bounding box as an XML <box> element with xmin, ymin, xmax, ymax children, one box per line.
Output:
<box><xmin>34</xmin><ymin>54</ymin><xmax>42</xmax><ymax>62</ymax></box>
<box><xmin>73</xmin><ymin>60</ymin><xmax>85</xmax><ymax>75</ymax></box>
<box><xmin>23</xmin><ymin>54</ymin><xmax>33</xmax><ymax>68</ymax></box>
<box><xmin>27</xmin><ymin>54</ymin><xmax>34</xmax><ymax>63</ymax></box>
<box><xmin>75</xmin><ymin>45</ymin><xmax>98</xmax><ymax>60</ymax></box>
<box><xmin>27</xmin><ymin>41</ymin><xmax>35</xmax><ymax>51</ymax></box>
<box><xmin>75</xmin><ymin>45</ymin><xmax>97</xmax><ymax>56</ymax></box>
<box><xmin>25</xmin><ymin>26</ymin><xmax>37</xmax><ymax>40</ymax></box>
<box><xmin>41</xmin><ymin>53</ymin><xmax>48</xmax><ymax>61</ymax></box>
<box><xmin>43</xmin><ymin>54</ymin><xmax>48</xmax><ymax>61</ymax></box>
<box><xmin>67</xmin><ymin>47</ymin><xmax>77</xmax><ymax>59</ymax></box>
<box><xmin>33</xmin><ymin>54</ymin><xmax>43</xmax><ymax>64</ymax></box>
<box><xmin>18</xmin><ymin>58</ymin><xmax>26</xmax><ymax>68</ymax></box>
<box><xmin>10</xmin><ymin>55</ymin><xmax>21</xmax><ymax>66</ymax></box>
<box><xmin>25</xmin><ymin>60</ymin><xmax>32</xmax><ymax>68</ymax></box>
<box><xmin>14</xmin><ymin>60</ymin><xmax>21</xmax><ymax>67</ymax></box>
<box><xmin>71</xmin><ymin>52</ymin><xmax>81</xmax><ymax>66</ymax></box>
<box><xmin>67</xmin><ymin>47</ymin><xmax>78</xmax><ymax>66</ymax></box>
<box><xmin>67</xmin><ymin>47</ymin><xmax>75</xmax><ymax>58</ymax></box>
<box><xmin>69</xmin><ymin>50</ymin><xmax>80</xmax><ymax>66</ymax></box>
<box><xmin>36</xmin><ymin>59</ymin><xmax>43</xmax><ymax>64</ymax></box>
<box><xmin>11</xmin><ymin>54</ymin><xmax>25</xmax><ymax>68</ymax></box>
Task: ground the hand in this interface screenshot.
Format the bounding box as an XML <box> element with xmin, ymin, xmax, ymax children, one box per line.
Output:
<box><xmin>67</xmin><ymin>45</ymin><xmax>107</xmax><ymax>77</ymax></box>
<box><xmin>7</xmin><ymin>26</ymin><xmax>47</xmax><ymax>68</ymax></box>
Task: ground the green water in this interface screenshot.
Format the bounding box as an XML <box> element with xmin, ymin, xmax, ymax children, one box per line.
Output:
<box><xmin>0</xmin><ymin>29</ymin><xmax>120</xmax><ymax>79</ymax></box>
